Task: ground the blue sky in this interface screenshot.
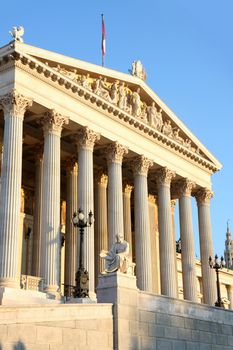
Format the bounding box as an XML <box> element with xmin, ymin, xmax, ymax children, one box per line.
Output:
<box><xmin>1</xmin><ymin>0</ymin><xmax>232</xmax><ymax>257</ymax></box>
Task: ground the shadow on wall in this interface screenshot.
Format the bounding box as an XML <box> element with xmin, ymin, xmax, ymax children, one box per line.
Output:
<box><xmin>0</xmin><ymin>341</ymin><xmax>26</xmax><ymax>350</ymax></box>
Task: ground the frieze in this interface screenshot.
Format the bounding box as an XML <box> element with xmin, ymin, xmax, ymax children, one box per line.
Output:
<box><xmin>6</xmin><ymin>53</ymin><xmax>219</xmax><ymax>173</ymax></box>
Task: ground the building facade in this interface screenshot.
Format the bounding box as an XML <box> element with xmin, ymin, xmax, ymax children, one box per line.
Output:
<box><xmin>0</xmin><ymin>36</ymin><xmax>232</xmax><ymax>309</ymax></box>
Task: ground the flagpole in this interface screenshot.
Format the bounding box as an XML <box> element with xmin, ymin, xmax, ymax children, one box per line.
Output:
<box><xmin>101</xmin><ymin>13</ymin><xmax>106</xmax><ymax>67</ymax></box>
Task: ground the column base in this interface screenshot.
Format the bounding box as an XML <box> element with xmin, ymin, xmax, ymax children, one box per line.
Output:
<box><xmin>0</xmin><ymin>277</ymin><xmax>20</xmax><ymax>289</ymax></box>
<box><xmin>0</xmin><ymin>287</ymin><xmax>63</xmax><ymax>306</ymax></box>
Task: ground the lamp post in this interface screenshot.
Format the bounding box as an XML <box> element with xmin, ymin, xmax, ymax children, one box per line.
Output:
<box><xmin>209</xmin><ymin>254</ymin><xmax>226</xmax><ymax>308</ymax></box>
<box><xmin>72</xmin><ymin>208</ymin><xmax>94</xmax><ymax>298</ymax></box>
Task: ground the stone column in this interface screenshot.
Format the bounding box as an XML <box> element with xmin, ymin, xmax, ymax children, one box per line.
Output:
<box><xmin>148</xmin><ymin>194</ymin><xmax>161</xmax><ymax>294</ymax></box>
<box><xmin>107</xmin><ymin>142</ymin><xmax>128</xmax><ymax>248</ymax></box>
<box><xmin>178</xmin><ymin>179</ymin><xmax>198</xmax><ymax>302</ymax></box>
<box><xmin>156</xmin><ymin>167</ymin><xmax>177</xmax><ymax>298</ymax></box>
<box><xmin>77</xmin><ymin>127</ymin><xmax>100</xmax><ymax>298</ymax></box>
<box><xmin>94</xmin><ymin>172</ymin><xmax>108</xmax><ymax>277</ymax></box>
<box><xmin>41</xmin><ymin>110</ymin><xmax>69</xmax><ymax>294</ymax></box>
<box><xmin>133</xmin><ymin>155</ymin><xmax>153</xmax><ymax>292</ymax></box>
<box><xmin>32</xmin><ymin>148</ymin><xmax>43</xmax><ymax>277</ymax></box>
<box><xmin>170</xmin><ymin>199</ymin><xmax>178</xmax><ymax>294</ymax></box>
<box><xmin>0</xmin><ymin>90</ymin><xmax>32</xmax><ymax>288</ymax></box>
<box><xmin>227</xmin><ymin>285</ymin><xmax>233</xmax><ymax>310</ymax></box>
<box><xmin>123</xmin><ymin>184</ymin><xmax>133</xmax><ymax>258</ymax></box>
<box><xmin>196</xmin><ymin>188</ymin><xmax>216</xmax><ymax>305</ymax></box>
<box><xmin>65</xmin><ymin>159</ymin><xmax>78</xmax><ymax>289</ymax></box>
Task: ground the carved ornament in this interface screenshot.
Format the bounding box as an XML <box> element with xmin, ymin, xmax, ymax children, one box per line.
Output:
<box><xmin>123</xmin><ymin>184</ymin><xmax>133</xmax><ymax>196</ymax></box>
<box><xmin>76</xmin><ymin>127</ymin><xmax>100</xmax><ymax>151</ymax></box>
<box><xmin>0</xmin><ymin>89</ymin><xmax>32</xmax><ymax>119</ymax></box>
<box><xmin>42</xmin><ymin>109</ymin><xmax>69</xmax><ymax>135</ymax></box>
<box><xmin>195</xmin><ymin>188</ymin><xmax>214</xmax><ymax>206</ymax></box>
<box><xmin>148</xmin><ymin>194</ymin><xmax>156</xmax><ymax>204</ymax></box>
<box><xmin>156</xmin><ymin>167</ymin><xmax>176</xmax><ymax>186</ymax></box>
<box><xmin>133</xmin><ymin>155</ymin><xmax>153</xmax><ymax>177</ymax></box>
<box><xmin>106</xmin><ymin>142</ymin><xmax>128</xmax><ymax>164</ymax></box>
<box><xmin>66</xmin><ymin>158</ymin><xmax>78</xmax><ymax>173</ymax></box>
<box><xmin>174</xmin><ymin>178</ymin><xmax>196</xmax><ymax>197</ymax></box>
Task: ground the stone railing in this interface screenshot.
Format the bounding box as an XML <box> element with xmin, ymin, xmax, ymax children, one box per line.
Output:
<box><xmin>20</xmin><ymin>275</ymin><xmax>44</xmax><ymax>292</ymax></box>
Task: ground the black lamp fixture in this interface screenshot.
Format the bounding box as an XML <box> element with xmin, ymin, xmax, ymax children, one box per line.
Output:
<box><xmin>72</xmin><ymin>208</ymin><xmax>94</xmax><ymax>298</ymax></box>
<box><xmin>209</xmin><ymin>254</ymin><xmax>226</xmax><ymax>308</ymax></box>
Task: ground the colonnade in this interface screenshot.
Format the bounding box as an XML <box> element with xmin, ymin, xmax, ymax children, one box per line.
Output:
<box><xmin>0</xmin><ymin>90</ymin><xmax>217</xmax><ymax>305</ymax></box>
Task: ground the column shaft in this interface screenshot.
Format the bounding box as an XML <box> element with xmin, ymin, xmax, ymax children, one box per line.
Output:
<box><xmin>148</xmin><ymin>195</ymin><xmax>160</xmax><ymax>294</ymax></box>
<box><xmin>0</xmin><ymin>91</ymin><xmax>32</xmax><ymax>288</ymax></box>
<box><xmin>94</xmin><ymin>173</ymin><xmax>108</xmax><ymax>277</ymax></box>
<box><xmin>178</xmin><ymin>179</ymin><xmax>198</xmax><ymax>302</ymax></box>
<box><xmin>41</xmin><ymin>110</ymin><xmax>69</xmax><ymax>294</ymax></box>
<box><xmin>65</xmin><ymin>160</ymin><xmax>78</xmax><ymax>288</ymax></box>
<box><xmin>134</xmin><ymin>156</ymin><xmax>153</xmax><ymax>292</ymax></box>
<box><xmin>156</xmin><ymin>167</ymin><xmax>177</xmax><ymax>298</ymax></box>
<box><xmin>196</xmin><ymin>188</ymin><xmax>216</xmax><ymax>305</ymax></box>
<box><xmin>32</xmin><ymin>152</ymin><xmax>43</xmax><ymax>277</ymax></box>
<box><xmin>123</xmin><ymin>184</ymin><xmax>133</xmax><ymax>258</ymax></box>
<box><xmin>77</xmin><ymin>128</ymin><xmax>100</xmax><ymax>297</ymax></box>
<box><xmin>107</xmin><ymin>142</ymin><xmax>128</xmax><ymax>248</ymax></box>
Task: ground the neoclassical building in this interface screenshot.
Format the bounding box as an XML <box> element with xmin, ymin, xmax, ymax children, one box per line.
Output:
<box><xmin>0</xmin><ymin>34</ymin><xmax>231</xmax><ymax>308</ymax></box>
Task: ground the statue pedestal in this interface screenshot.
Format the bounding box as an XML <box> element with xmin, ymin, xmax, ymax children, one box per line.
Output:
<box><xmin>97</xmin><ymin>272</ymin><xmax>139</xmax><ymax>349</ymax></box>
<box><xmin>97</xmin><ymin>272</ymin><xmax>137</xmax><ymax>304</ymax></box>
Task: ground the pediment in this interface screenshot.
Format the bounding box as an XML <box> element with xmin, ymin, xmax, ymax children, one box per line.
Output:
<box><xmin>0</xmin><ymin>41</ymin><xmax>222</xmax><ymax>173</ymax></box>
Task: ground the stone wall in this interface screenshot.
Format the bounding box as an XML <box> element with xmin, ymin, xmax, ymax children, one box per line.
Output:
<box><xmin>0</xmin><ymin>303</ymin><xmax>113</xmax><ymax>350</ymax></box>
<box><xmin>97</xmin><ymin>272</ymin><xmax>233</xmax><ymax>350</ymax></box>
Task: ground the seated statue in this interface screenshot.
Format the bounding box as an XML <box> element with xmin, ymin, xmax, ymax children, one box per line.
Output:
<box><xmin>100</xmin><ymin>234</ymin><xmax>135</xmax><ymax>275</ymax></box>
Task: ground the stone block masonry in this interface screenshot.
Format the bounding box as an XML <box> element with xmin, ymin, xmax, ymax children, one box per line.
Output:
<box><xmin>0</xmin><ymin>303</ymin><xmax>113</xmax><ymax>350</ymax></box>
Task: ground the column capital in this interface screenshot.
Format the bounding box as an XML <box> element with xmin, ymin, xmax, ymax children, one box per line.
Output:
<box><xmin>156</xmin><ymin>167</ymin><xmax>176</xmax><ymax>187</ymax></box>
<box><xmin>76</xmin><ymin>127</ymin><xmax>100</xmax><ymax>151</ymax></box>
<box><xmin>0</xmin><ymin>89</ymin><xmax>32</xmax><ymax>119</ymax></box>
<box><xmin>106</xmin><ymin>141</ymin><xmax>128</xmax><ymax>164</ymax></box>
<box><xmin>66</xmin><ymin>157</ymin><xmax>78</xmax><ymax>174</ymax></box>
<box><xmin>42</xmin><ymin>109</ymin><xmax>69</xmax><ymax>136</ymax></box>
<box><xmin>123</xmin><ymin>183</ymin><xmax>133</xmax><ymax>196</ymax></box>
<box><xmin>133</xmin><ymin>155</ymin><xmax>153</xmax><ymax>177</ymax></box>
<box><xmin>148</xmin><ymin>194</ymin><xmax>156</xmax><ymax>204</ymax></box>
<box><xmin>174</xmin><ymin>178</ymin><xmax>196</xmax><ymax>197</ymax></box>
<box><xmin>95</xmin><ymin>171</ymin><xmax>108</xmax><ymax>187</ymax></box>
<box><xmin>195</xmin><ymin>188</ymin><xmax>214</xmax><ymax>206</ymax></box>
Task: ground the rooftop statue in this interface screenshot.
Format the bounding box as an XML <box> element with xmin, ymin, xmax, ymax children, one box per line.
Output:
<box><xmin>130</xmin><ymin>60</ymin><xmax>147</xmax><ymax>81</ymax></box>
<box><xmin>100</xmin><ymin>233</ymin><xmax>135</xmax><ymax>275</ymax></box>
<box><xmin>9</xmin><ymin>26</ymin><xmax>24</xmax><ymax>42</ymax></box>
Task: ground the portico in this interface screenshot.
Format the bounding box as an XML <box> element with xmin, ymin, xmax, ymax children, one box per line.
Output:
<box><xmin>0</xmin><ymin>38</ymin><xmax>222</xmax><ymax>306</ymax></box>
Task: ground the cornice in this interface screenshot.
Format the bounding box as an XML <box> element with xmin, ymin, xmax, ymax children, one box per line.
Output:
<box><xmin>0</xmin><ymin>51</ymin><xmax>219</xmax><ymax>173</ymax></box>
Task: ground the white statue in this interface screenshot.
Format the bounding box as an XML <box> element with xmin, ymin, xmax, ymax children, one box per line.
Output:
<box><xmin>9</xmin><ymin>26</ymin><xmax>24</xmax><ymax>42</ymax></box>
<box><xmin>131</xmin><ymin>88</ymin><xmax>141</xmax><ymax>117</ymax></box>
<box><xmin>147</xmin><ymin>103</ymin><xmax>163</xmax><ymax>131</ymax></box>
<box><xmin>131</xmin><ymin>60</ymin><xmax>147</xmax><ymax>81</ymax></box>
<box><xmin>100</xmin><ymin>234</ymin><xmax>135</xmax><ymax>275</ymax></box>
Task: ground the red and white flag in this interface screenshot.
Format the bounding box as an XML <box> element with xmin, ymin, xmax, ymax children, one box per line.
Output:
<box><xmin>101</xmin><ymin>14</ymin><xmax>106</xmax><ymax>65</ymax></box>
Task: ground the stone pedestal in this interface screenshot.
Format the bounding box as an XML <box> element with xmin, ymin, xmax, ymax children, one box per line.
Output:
<box><xmin>97</xmin><ymin>272</ymin><xmax>138</xmax><ymax>350</ymax></box>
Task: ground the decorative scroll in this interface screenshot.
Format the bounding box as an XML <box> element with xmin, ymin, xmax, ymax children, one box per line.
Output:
<box><xmin>42</xmin><ymin>109</ymin><xmax>69</xmax><ymax>135</ymax></box>
<box><xmin>133</xmin><ymin>155</ymin><xmax>153</xmax><ymax>177</ymax></box>
<box><xmin>106</xmin><ymin>141</ymin><xmax>128</xmax><ymax>164</ymax></box>
<box><xmin>195</xmin><ymin>188</ymin><xmax>214</xmax><ymax>205</ymax></box>
<box><xmin>0</xmin><ymin>89</ymin><xmax>32</xmax><ymax>118</ymax></box>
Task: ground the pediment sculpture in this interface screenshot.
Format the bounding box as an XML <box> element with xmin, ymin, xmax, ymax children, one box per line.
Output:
<box><xmin>100</xmin><ymin>234</ymin><xmax>135</xmax><ymax>275</ymax></box>
<box><xmin>47</xmin><ymin>64</ymin><xmax>205</xmax><ymax>157</ymax></box>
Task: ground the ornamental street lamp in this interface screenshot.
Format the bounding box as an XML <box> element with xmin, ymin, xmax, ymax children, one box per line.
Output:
<box><xmin>72</xmin><ymin>208</ymin><xmax>94</xmax><ymax>298</ymax></box>
<box><xmin>209</xmin><ymin>254</ymin><xmax>226</xmax><ymax>308</ymax></box>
